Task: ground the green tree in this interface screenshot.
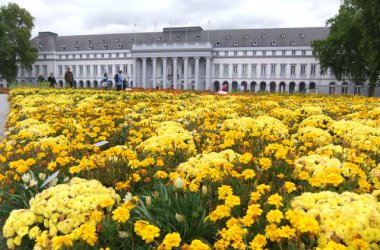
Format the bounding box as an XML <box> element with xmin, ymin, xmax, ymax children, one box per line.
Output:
<box><xmin>0</xmin><ymin>3</ymin><xmax>37</xmax><ymax>84</ymax></box>
<box><xmin>312</xmin><ymin>0</ymin><xmax>380</xmax><ymax>93</ymax></box>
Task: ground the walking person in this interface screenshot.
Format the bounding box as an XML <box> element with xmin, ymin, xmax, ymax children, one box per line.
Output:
<box><xmin>64</xmin><ymin>67</ymin><xmax>74</xmax><ymax>88</ymax></box>
<box><xmin>116</xmin><ymin>70</ymin><xmax>123</xmax><ymax>91</ymax></box>
<box><xmin>47</xmin><ymin>73</ymin><xmax>57</xmax><ymax>88</ymax></box>
<box><xmin>101</xmin><ymin>73</ymin><xmax>109</xmax><ymax>90</ymax></box>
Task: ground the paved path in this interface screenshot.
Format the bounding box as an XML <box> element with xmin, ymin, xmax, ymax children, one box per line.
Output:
<box><xmin>0</xmin><ymin>94</ymin><xmax>9</xmax><ymax>138</ymax></box>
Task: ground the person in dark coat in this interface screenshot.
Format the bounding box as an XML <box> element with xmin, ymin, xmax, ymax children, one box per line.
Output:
<box><xmin>47</xmin><ymin>73</ymin><xmax>57</xmax><ymax>88</ymax></box>
<box><xmin>64</xmin><ymin>67</ymin><xmax>74</xmax><ymax>88</ymax></box>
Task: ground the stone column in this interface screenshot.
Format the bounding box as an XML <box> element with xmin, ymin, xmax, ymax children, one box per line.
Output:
<box><xmin>127</xmin><ymin>64</ymin><xmax>132</xmax><ymax>84</ymax></box>
<box><xmin>206</xmin><ymin>57</ymin><xmax>211</xmax><ymax>91</ymax></box>
<box><xmin>195</xmin><ymin>57</ymin><xmax>200</xmax><ymax>90</ymax></box>
<box><xmin>152</xmin><ymin>58</ymin><xmax>157</xmax><ymax>89</ymax></box>
<box><xmin>142</xmin><ymin>58</ymin><xmax>147</xmax><ymax>89</ymax></box>
<box><xmin>132</xmin><ymin>59</ymin><xmax>137</xmax><ymax>88</ymax></box>
<box><xmin>184</xmin><ymin>57</ymin><xmax>188</xmax><ymax>90</ymax></box>
<box><xmin>173</xmin><ymin>57</ymin><xmax>178</xmax><ymax>89</ymax></box>
<box><xmin>162</xmin><ymin>57</ymin><xmax>167</xmax><ymax>89</ymax></box>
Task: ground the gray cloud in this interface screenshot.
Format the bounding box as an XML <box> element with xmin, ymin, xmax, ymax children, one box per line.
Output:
<box><xmin>0</xmin><ymin>0</ymin><xmax>341</xmax><ymax>37</ymax></box>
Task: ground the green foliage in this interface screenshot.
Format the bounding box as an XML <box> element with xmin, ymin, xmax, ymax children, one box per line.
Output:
<box><xmin>134</xmin><ymin>182</ymin><xmax>217</xmax><ymax>244</ymax></box>
<box><xmin>312</xmin><ymin>0</ymin><xmax>380</xmax><ymax>88</ymax></box>
<box><xmin>0</xmin><ymin>3</ymin><xmax>37</xmax><ymax>82</ymax></box>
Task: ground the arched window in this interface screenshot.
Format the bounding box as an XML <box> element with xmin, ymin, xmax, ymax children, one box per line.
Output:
<box><xmin>299</xmin><ymin>82</ymin><xmax>306</xmax><ymax>93</ymax></box>
<box><xmin>279</xmin><ymin>82</ymin><xmax>286</xmax><ymax>92</ymax></box>
<box><xmin>289</xmin><ymin>82</ymin><xmax>296</xmax><ymax>93</ymax></box>
<box><xmin>214</xmin><ymin>81</ymin><xmax>220</xmax><ymax>92</ymax></box>
<box><xmin>270</xmin><ymin>82</ymin><xmax>276</xmax><ymax>92</ymax></box>
<box><xmin>260</xmin><ymin>82</ymin><xmax>266</xmax><ymax>92</ymax></box>
<box><xmin>250</xmin><ymin>81</ymin><xmax>257</xmax><ymax>93</ymax></box>
<box><xmin>232</xmin><ymin>81</ymin><xmax>238</xmax><ymax>92</ymax></box>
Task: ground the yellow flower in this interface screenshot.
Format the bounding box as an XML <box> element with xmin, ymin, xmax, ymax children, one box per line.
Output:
<box><xmin>239</xmin><ymin>153</ymin><xmax>252</xmax><ymax>164</ymax></box>
<box><xmin>154</xmin><ymin>171</ymin><xmax>168</xmax><ymax>179</ymax></box>
<box><xmin>112</xmin><ymin>205</ymin><xmax>130</xmax><ymax>223</ymax></box>
<box><xmin>267</xmin><ymin>194</ymin><xmax>283</xmax><ymax>208</ymax></box>
<box><xmin>134</xmin><ymin>220</ymin><xmax>160</xmax><ymax>243</ymax></box>
<box><xmin>266</xmin><ymin>209</ymin><xmax>283</xmax><ymax>224</ymax></box>
<box><xmin>250</xmin><ymin>234</ymin><xmax>267</xmax><ymax>250</ymax></box>
<box><xmin>218</xmin><ymin>185</ymin><xmax>233</xmax><ymax>200</ymax></box>
<box><xmin>284</xmin><ymin>181</ymin><xmax>297</xmax><ymax>193</ymax></box>
<box><xmin>225</xmin><ymin>195</ymin><xmax>240</xmax><ymax>207</ymax></box>
<box><xmin>79</xmin><ymin>223</ymin><xmax>98</xmax><ymax>246</ymax></box>
<box><xmin>161</xmin><ymin>232</ymin><xmax>181</xmax><ymax>250</ymax></box>
<box><xmin>189</xmin><ymin>239</ymin><xmax>211</xmax><ymax>250</ymax></box>
<box><xmin>207</xmin><ymin>205</ymin><xmax>231</xmax><ymax>222</ymax></box>
<box><xmin>51</xmin><ymin>235</ymin><xmax>73</xmax><ymax>250</ymax></box>
<box><xmin>100</xmin><ymin>198</ymin><xmax>115</xmax><ymax>208</ymax></box>
<box><xmin>242</xmin><ymin>169</ymin><xmax>256</xmax><ymax>180</ymax></box>
<box><xmin>259</xmin><ymin>158</ymin><xmax>272</xmax><ymax>171</ymax></box>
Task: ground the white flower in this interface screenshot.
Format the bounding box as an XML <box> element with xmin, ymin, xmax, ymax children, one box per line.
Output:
<box><xmin>145</xmin><ymin>196</ymin><xmax>151</xmax><ymax>207</ymax></box>
<box><xmin>175</xmin><ymin>213</ymin><xmax>184</xmax><ymax>223</ymax></box>
<box><xmin>174</xmin><ymin>177</ymin><xmax>185</xmax><ymax>189</ymax></box>
<box><xmin>22</xmin><ymin>173</ymin><xmax>31</xmax><ymax>183</ymax></box>
<box><xmin>118</xmin><ymin>231</ymin><xmax>130</xmax><ymax>238</ymax></box>
<box><xmin>38</xmin><ymin>173</ymin><xmax>46</xmax><ymax>181</ymax></box>
<box><xmin>29</xmin><ymin>179</ymin><xmax>38</xmax><ymax>187</ymax></box>
<box><xmin>123</xmin><ymin>192</ymin><xmax>133</xmax><ymax>204</ymax></box>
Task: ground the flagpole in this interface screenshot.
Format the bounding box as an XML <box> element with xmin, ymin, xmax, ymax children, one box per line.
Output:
<box><xmin>134</xmin><ymin>22</ymin><xmax>136</xmax><ymax>44</ymax></box>
<box><xmin>154</xmin><ymin>21</ymin><xmax>157</xmax><ymax>43</ymax></box>
<box><xmin>208</xmin><ymin>20</ymin><xmax>210</xmax><ymax>43</ymax></box>
<box><xmin>186</xmin><ymin>21</ymin><xmax>188</xmax><ymax>43</ymax></box>
<box><xmin>169</xmin><ymin>21</ymin><xmax>172</xmax><ymax>43</ymax></box>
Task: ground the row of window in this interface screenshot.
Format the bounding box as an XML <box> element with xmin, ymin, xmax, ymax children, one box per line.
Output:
<box><xmin>18</xmin><ymin>64</ymin><xmax>134</xmax><ymax>78</ymax></box>
<box><xmin>214</xmin><ymin>50</ymin><xmax>310</xmax><ymax>57</ymax></box>
<box><xmin>213</xmin><ymin>64</ymin><xmax>318</xmax><ymax>78</ymax></box>
<box><xmin>215</xmin><ymin>40</ymin><xmax>300</xmax><ymax>47</ymax></box>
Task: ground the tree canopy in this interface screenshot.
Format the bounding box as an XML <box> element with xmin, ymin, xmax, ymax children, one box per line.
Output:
<box><xmin>312</xmin><ymin>0</ymin><xmax>380</xmax><ymax>87</ymax></box>
<box><xmin>0</xmin><ymin>3</ymin><xmax>37</xmax><ymax>83</ymax></box>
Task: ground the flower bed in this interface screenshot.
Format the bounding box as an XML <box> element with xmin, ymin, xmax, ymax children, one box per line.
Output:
<box><xmin>0</xmin><ymin>88</ymin><xmax>379</xmax><ymax>249</ymax></box>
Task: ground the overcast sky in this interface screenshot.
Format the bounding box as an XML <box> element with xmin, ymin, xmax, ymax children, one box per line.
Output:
<box><xmin>1</xmin><ymin>0</ymin><xmax>341</xmax><ymax>37</ymax></box>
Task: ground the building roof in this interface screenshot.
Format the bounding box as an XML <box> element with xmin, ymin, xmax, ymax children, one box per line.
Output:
<box><xmin>32</xmin><ymin>26</ymin><xmax>329</xmax><ymax>52</ymax></box>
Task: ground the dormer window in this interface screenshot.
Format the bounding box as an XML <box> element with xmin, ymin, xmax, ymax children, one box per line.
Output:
<box><xmin>262</xmin><ymin>34</ymin><xmax>267</xmax><ymax>38</ymax></box>
<box><xmin>115</xmin><ymin>38</ymin><xmax>119</xmax><ymax>42</ymax></box>
<box><xmin>291</xmin><ymin>41</ymin><xmax>296</xmax><ymax>46</ymax></box>
<box><xmin>176</xmin><ymin>35</ymin><xmax>180</xmax><ymax>40</ymax></box>
<box><xmin>300</xmin><ymin>33</ymin><xmax>305</xmax><ymax>38</ymax></box>
<box><xmin>38</xmin><ymin>45</ymin><xmax>43</xmax><ymax>50</ymax></box>
<box><xmin>271</xmin><ymin>41</ymin><xmax>276</xmax><ymax>46</ymax></box>
<box><xmin>60</xmin><ymin>45</ymin><xmax>66</xmax><ymax>50</ymax></box>
<box><xmin>233</xmin><ymin>41</ymin><xmax>239</xmax><ymax>47</ymax></box>
<box><xmin>129</xmin><ymin>38</ymin><xmax>134</xmax><ymax>42</ymax></box>
<box><xmin>252</xmin><ymin>41</ymin><xmax>257</xmax><ymax>46</ymax></box>
<box><xmin>88</xmin><ymin>45</ymin><xmax>93</xmax><ymax>50</ymax></box>
<box><xmin>73</xmin><ymin>40</ymin><xmax>78</xmax><ymax>44</ymax></box>
<box><xmin>102</xmin><ymin>45</ymin><xmax>108</xmax><ymax>49</ymax></box>
<box><xmin>156</xmin><ymin>36</ymin><xmax>161</xmax><ymax>41</ymax></box>
<box><xmin>196</xmin><ymin>35</ymin><xmax>200</xmax><ymax>40</ymax></box>
<box><xmin>74</xmin><ymin>46</ymin><xmax>79</xmax><ymax>50</ymax></box>
<box><xmin>87</xmin><ymin>39</ymin><xmax>91</xmax><ymax>43</ymax></box>
<box><xmin>36</xmin><ymin>39</ymin><xmax>41</xmax><ymax>44</ymax></box>
<box><xmin>244</xmin><ymin>34</ymin><xmax>248</xmax><ymax>39</ymax></box>
<box><xmin>101</xmin><ymin>39</ymin><xmax>105</xmax><ymax>43</ymax></box>
<box><xmin>226</xmin><ymin>34</ymin><xmax>231</xmax><ymax>39</ymax></box>
<box><xmin>117</xmin><ymin>44</ymin><xmax>122</xmax><ymax>49</ymax></box>
<box><xmin>215</xmin><ymin>41</ymin><xmax>221</xmax><ymax>47</ymax></box>
<box><xmin>281</xmin><ymin>34</ymin><xmax>286</xmax><ymax>38</ymax></box>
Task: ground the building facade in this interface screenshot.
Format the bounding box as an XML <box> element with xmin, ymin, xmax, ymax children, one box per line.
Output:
<box><xmin>14</xmin><ymin>26</ymin><xmax>379</xmax><ymax>95</ymax></box>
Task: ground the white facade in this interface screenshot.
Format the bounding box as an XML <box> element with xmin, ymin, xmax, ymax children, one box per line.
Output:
<box><xmin>14</xmin><ymin>27</ymin><xmax>378</xmax><ymax>96</ymax></box>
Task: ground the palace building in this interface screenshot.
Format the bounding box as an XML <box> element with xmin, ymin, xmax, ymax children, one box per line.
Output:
<box><xmin>14</xmin><ymin>26</ymin><xmax>378</xmax><ymax>95</ymax></box>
